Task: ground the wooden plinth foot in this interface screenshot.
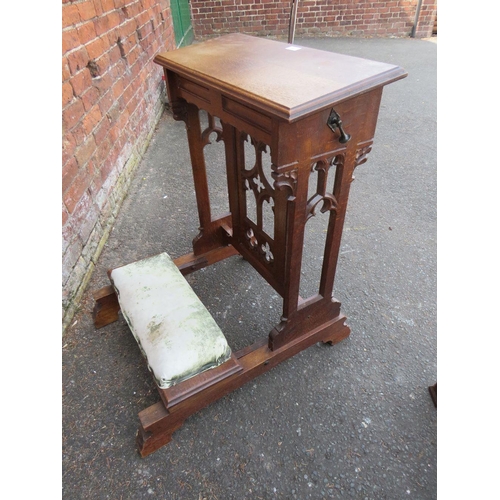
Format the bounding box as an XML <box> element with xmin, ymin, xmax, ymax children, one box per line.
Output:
<box><xmin>428</xmin><ymin>382</ymin><xmax>437</xmax><ymax>408</ymax></box>
<box><xmin>268</xmin><ymin>295</ymin><xmax>343</xmax><ymax>350</ymax></box>
<box><xmin>137</xmin><ymin>402</ymin><xmax>185</xmax><ymax>458</ymax></box>
<box><xmin>321</xmin><ymin>318</ymin><xmax>351</xmax><ymax>345</ymax></box>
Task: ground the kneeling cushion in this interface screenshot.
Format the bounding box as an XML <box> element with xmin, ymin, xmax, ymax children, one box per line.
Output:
<box><xmin>109</xmin><ymin>252</ymin><xmax>232</xmax><ymax>389</ymax></box>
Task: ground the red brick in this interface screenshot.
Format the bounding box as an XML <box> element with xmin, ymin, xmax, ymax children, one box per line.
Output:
<box><xmin>63</xmin><ymin>157</ymin><xmax>79</xmax><ymax>194</ymax></box>
<box><xmin>101</xmin><ymin>0</ymin><xmax>115</xmax><ymax>13</ymax></box>
<box><xmin>71</xmin><ymin>122</ymin><xmax>88</xmax><ymax>148</ymax></box>
<box><xmin>107</xmin><ymin>10</ymin><xmax>122</xmax><ymax>30</ymax></box>
<box><xmin>119</xmin><ymin>18</ymin><xmax>139</xmax><ymax>38</ymax></box>
<box><xmin>109</xmin><ymin>112</ymin><xmax>128</xmax><ymax>142</ymax></box>
<box><xmin>63</xmin><ymin>99</ymin><xmax>85</xmax><ymax>131</ymax></box>
<box><xmin>69</xmin><ymin>68</ymin><xmax>92</xmax><ymax>96</ymax></box>
<box><xmin>73</xmin><ymin>190</ymin><xmax>99</xmax><ymax>244</ymax></box>
<box><xmin>77</xmin><ymin>0</ymin><xmax>98</xmax><ymax>21</ymax></box>
<box><xmin>95</xmin><ymin>136</ymin><xmax>114</xmax><ymax>167</ymax></box>
<box><xmin>111</xmin><ymin>77</ymin><xmax>125</xmax><ymax>100</ymax></box>
<box><xmin>62</xmin><ymin>81</ymin><xmax>74</xmax><ymax>108</ymax></box>
<box><xmin>63</xmin><ymin>167</ymin><xmax>92</xmax><ymax>214</ymax></box>
<box><xmin>80</xmin><ymin>86</ymin><xmax>100</xmax><ymax>112</ymax></box>
<box><xmin>75</xmin><ymin>135</ymin><xmax>97</xmax><ymax>168</ymax></box>
<box><xmin>89</xmin><ymin>52</ymin><xmax>109</xmax><ymax>79</ymax></box>
<box><xmin>123</xmin><ymin>1</ymin><xmax>143</xmax><ymax>18</ymax></box>
<box><xmin>98</xmin><ymin>157</ymin><xmax>114</xmax><ymax>184</ymax></box>
<box><xmin>62</xmin><ymin>131</ymin><xmax>77</xmax><ymax>168</ymax></box>
<box><xmin>94</xmin><ymin>16</ymin><xmax>110</xmax><ymax>36</ymax></box>
<box><xmin>62</xmin><ymin>206</ymin><xmax>69</xmax><ymax>226</ymax></box>
<box><xmin>62</xmin><ymin>28</ymin><xmax>81</xmax><ymax>54</ymax></box>
<box><xmin>93</xmin><ymin>0</ymin><xmax>104</xmax><ymax>16</ymax></box>
<box><xmin>63</xmin><ymin>57</ymin><xmax>71</xmax><ymax>81</ymax></box>
<box><xmin>83</xmin><ymin>105</ymin><xmax>103</xmax><ymax>135</ymax></box>
<box><xmin>97</xmin><ymin>88</ymin><xmax>115</xmax><ymax>116</ymax></box>
<box><xmin>93</xmin><ymin>114</ymin><xmax>111</xmax><ymax>144</ymax></box>
<box><xmin>62</xmin><ymin>4</ymin><xmax>81</xmax><ymax>28</ymax></box>
<box><xmin>67</xmin><ymin>46</ymin><xmax>89</xmax><ymax>75</ymax></box>
<box><xmin>126</xmin><ymin>91</ymin><xmax>140</xmax><ymax>116</ymax></box>
<box><xmin>86</xmin><ymin>36</ymin><xmax>106</xmax><ymax>60</ymax></box>
<box><xmin>77</xmin><ymin>21</ymin><xmax>98</xmax><ymax>45</ymax></box>
<box><xmin>126</xmin><ymin>44</ymin><xmax>140</xmax><ymax>66</ymax></box>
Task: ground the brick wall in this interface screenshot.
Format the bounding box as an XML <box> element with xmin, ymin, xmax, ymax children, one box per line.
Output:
<box><xmin>62</xmin><ymin>0</ymin><xmax>176</xmax><ymax>332</ymax></box>
<box><xmin>190</xmin><ymin>0</ymin><xmax>437</xmax><ymax>39</ymax></box>
<box><xmin>412</xmin><ymin>0</ymin><xmax>436</xmax><ymax>38</ymax></box>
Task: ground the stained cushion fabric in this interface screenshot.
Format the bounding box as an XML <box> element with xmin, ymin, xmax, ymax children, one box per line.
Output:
<box><xmin>110</xmin><ymin>252</ymin><xmax>232</xmax><ymax>389</ymax></box>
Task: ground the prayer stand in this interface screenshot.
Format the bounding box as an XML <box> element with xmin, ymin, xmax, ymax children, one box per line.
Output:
<box><xmin>93</xmin><ymin>34</ymin><xmax>406</xmax><ymax>457</ymax></box>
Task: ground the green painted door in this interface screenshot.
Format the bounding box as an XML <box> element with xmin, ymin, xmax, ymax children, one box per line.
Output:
<box><xmin>171</xmin><ymin>0</ymin><xmax>194</xmax><ymax>47</ymax></box>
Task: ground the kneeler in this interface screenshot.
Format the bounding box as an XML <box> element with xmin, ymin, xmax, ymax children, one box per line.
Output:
<box><xmin>93</xmin><ymin>249</ymin><xmax>349</xmax><ymax>457</ymax></box>
<box><xmin>92</xmin><ymin>34</ymin><xmax>406</xmax><ymax>456</ymax></box>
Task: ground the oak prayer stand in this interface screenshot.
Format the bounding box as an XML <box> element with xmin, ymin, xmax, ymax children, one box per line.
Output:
<box><xmin>92</xmin><ymin>34</ymin><xmax>407</xmax><ymax>457</ymax></box>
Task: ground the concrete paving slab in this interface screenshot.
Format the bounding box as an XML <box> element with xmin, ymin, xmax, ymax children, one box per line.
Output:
<box><xmin>63</xmin><ymin>36</ymin><xmax>436</xmax><ymax>499</ymax></box>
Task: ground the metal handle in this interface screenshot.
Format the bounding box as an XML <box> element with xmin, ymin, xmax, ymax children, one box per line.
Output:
<box><xmin>327</xmin><ymin>109</ymin><xmax>351</xmax><ymax>144</ymax></box>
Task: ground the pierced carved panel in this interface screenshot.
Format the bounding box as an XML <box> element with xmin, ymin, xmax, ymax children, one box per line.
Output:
<box><xmin>273</xmin><ymin>169</ymin><xmax>298</xmax><ymax>199</ymax></box>
<box><xmin>299</xmin><ymin>154</ymin><xmax>344</xmax><ymax>299</ymax></box>
<box><xmin>240</xmin><ymin>133</ymin><xmax>276</xmax><ymax>266</ymax></box>
<box><xmin>201</xmin><ymin>112</ymin><xmax>223</xmax><ymax>145</ymax></box>
<box><xmin>199</xmin><ymin>111</ymin><xmax>228</xmax><ymax>219</ymax></box>
<box><xmin>305</xmin><ymin>155</ymin><xmax>343</xmax><ymax>222</ymax></box>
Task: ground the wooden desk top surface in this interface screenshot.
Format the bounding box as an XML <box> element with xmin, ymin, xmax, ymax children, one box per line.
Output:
<box><xmin>154</xmin><ymin>34</ymin><xmax>407</xmax><ymax>122</ymax></box>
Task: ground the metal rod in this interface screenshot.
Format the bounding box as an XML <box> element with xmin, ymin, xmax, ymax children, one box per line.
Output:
<box><xmin>288</xmin><ymin>0</ymin><xmax>299</xmax><ymax>44</ymax></box>
<box><xmin>411</xmin><ymin>0</ymin><xmax>423</xmax><ymax>38</ymax></box>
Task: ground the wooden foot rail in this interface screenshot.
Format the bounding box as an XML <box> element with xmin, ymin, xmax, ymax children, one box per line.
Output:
<box><xmin>137</xmin><ymin>314</ymin><xmax>349</xmax><ymax>457</ymax></box>
<box><xmin>92</xmin><ymin>245</ymin><xmax>238</xmax><ymax>329</ymax></box>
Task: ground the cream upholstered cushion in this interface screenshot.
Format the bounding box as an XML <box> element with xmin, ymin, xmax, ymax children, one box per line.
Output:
<box><xmin>110</xmin><ymin>252</ymin><xmax>232</xmax><ymax>389</ymax></box>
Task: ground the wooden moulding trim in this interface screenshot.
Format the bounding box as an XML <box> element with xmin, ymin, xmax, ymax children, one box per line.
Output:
<box><xmin>221</xmin><ymin>95</ymin><xmax>273</xmax><ymax>134</ymax></box>
<box><xmin>288</xmin><ymin>67</ymin><xmax>408</xmax><ymax>122</ymax></box>
<box><xmin>154</xmin><ymin>54</ymin><xmax>407</xmax><ymax>123</ymax></box>
<box><xmin>177</xmin><ymin>76</ymin><xmax>211</xmax><ymax>105</ymax></box>
<box><xmin>159</xmin><ymin>354</ymin><xmax>243</xmax><ymax>409</ymax></box>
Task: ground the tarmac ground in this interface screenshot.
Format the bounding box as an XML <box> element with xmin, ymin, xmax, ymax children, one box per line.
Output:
<box><xmin>63</xmin><ymin>36</ymin><xmax>437</xmax><ymax>499</ymax></box>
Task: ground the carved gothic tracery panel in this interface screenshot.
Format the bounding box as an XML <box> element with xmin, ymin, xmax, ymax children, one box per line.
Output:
<box><xmin>198</xmin><ymin>111</ymin><xmax>230</xmax><ymax>219</ymax></box>
<box><xmin>240</xmin><ymin>133</ymin><xmax>276</xmax><ymax>265</ymax></box>
<box><xmin>201</xmin><ymin>112</ymin><xmax>223</xmax><ymax>145</ymax></box>
<box><xmin>306</xmin><ymin>155</ymin><xmax>343</xmax><ymax>222</ymax></box>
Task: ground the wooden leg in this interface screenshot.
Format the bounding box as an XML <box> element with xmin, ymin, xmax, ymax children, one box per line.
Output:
<box><xmin>136</xmin><ymin>313</ymin><xmax>350</xmax><ymax>457</ymax></box>
<box><xmin>92</xmin><ymin>285</ymin><xmax>120</xmax><ymax>329</ymax></box>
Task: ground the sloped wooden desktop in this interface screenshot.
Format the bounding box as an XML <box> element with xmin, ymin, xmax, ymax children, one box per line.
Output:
<box><xmin>93</xmin><ymin>34</ymin><xmax>406</xmax><ymax>457</ymax></box>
